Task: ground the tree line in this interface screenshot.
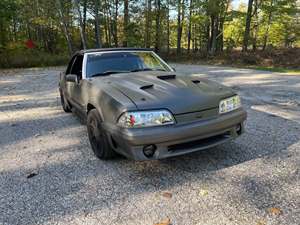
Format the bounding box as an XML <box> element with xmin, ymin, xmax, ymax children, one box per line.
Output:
<box><xmin>0</xmin><ymin>0</ymin><xmax>299</xmax><ymax>57</ymax></box>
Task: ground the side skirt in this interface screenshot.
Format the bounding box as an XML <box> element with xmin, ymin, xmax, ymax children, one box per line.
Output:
<box><xmin>69</xmin><ymin>99</ymin><xmax>87</xmax><ymax>125</ymax></box>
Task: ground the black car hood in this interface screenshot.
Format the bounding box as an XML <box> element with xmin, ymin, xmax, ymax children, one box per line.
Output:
<box><xmin>103</xmin><ymin>71</ymin><xmax>235</xmax><ymax>115</ymax></box>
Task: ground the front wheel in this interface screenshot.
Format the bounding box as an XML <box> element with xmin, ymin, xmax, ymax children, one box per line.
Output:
<box><xmin>87</xmin><ymin>109</ymin><xmax>116</xmax><ymax>159</ymax></box>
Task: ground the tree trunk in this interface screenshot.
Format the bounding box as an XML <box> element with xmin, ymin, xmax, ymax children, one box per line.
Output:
<box><xmin>192</xmin><ymin>23</ymin><xmax>196</xmax><ymax>51</ymax></box>
<box><xmin>123</xmin><ymin>0</ymin><xmax>129</xmax><ymax>47</ymax></box>
<box><xmin>109</xmin><ymin>15</ymin><xmax>114</xmax><ymax>47</ymax></box>
<box><xmin>73</xmin><ymin>0</ymin><xmax>87</xmax><ymax>49</ymax></box>
<box><xmin>145</xmin><ymin>0</ymin><xmax>152</xmax><ymax>48</ymax></box>
<box><xmin>176</xmin><ymin>0</ymin><xmax>183</xmax><ymax>55</ymax></box>
<box><xmin>217</xmin><ymin>0</ymin><xmax>230</xmax><ymax>52</ymax></box>
<box><xmin>155</xmin><ymin>0</ymin><xmax>161</xmax><ymax>52</ymax></box>
<box><xmin>94</xmin><ymin>0</ymin><xmax>102</xmax><ymax>48</ymax></box>
<box><xmin>262</xmin><ymin>0</ymin><xmax>274</xmax><ymax>51</ymax></box>
<box><xmin>12</xmin><ymin>17</ymin><xmax>17</xmax><ymax>42</ymax></box>
<box><xmin>242</xmin><ymin>0</ymin><xmax>254</xmax><ymax>52</ymax></box>
<box><xmin>206</xmin><ymin>20</ymin><xmax>210</xmax><ymax>53</ymax></box>
<box><xmin>217</xmin><ymin>20</ymin><xmax>224</xmax><ymax>52</ymax></box>
<box><xmin>103</xmin><ymin>2</ymin><xmax>110</xmax><ymax>45</ymax></box>
<box><xmin>0</xmin><ymin>20</ymin><xmax>6</xmax><ymax>47</ymax></box>
<box><xmin>83</xmin><ymin>0</ymin><xmax>87</xmax><ymax>36</ymax></box>
<box><xmin>252</xmin><ymin>0</ymin><xmax>259</xmax><ymax>51</ymax></box>
<box><xmin>167</xmin><ymin>0</ymin><xmax>170</xmax><ymax>54</ymax></box>
<box><xmin>114</xmin><ymin>0</ymin><xmax>119</xmax><ymax>47</ymax></box>
<box><xmin>210</xmin><ymin>15</ymin><xmax>218</xmax><ymax>55</ymax></box>
<box><xmin>187</xmin><ymin>0</ymin><xmax>193</xmax><ymax>53</ymax></box>
<box><xmin>105</xmin><ymin>0</ymin><xmax>112</xmax><ymax>46</ymax></box>
<box><xmin>56</xmin><ymin>0</ymin><xmax>73</xmax><ymax>55</ymax></box>
<box><xmin>27</xmin><ymin>23</ymin><xmax>32</xmax><ymax>40</ymax></box>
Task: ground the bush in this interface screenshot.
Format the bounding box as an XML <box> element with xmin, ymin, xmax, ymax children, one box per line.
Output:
<box><xmin>162</xmin><ymin>48</ymin><xmax>300</xmax><ymax>69</ymax></box>
<box><xmin>0</xmin><ymin>49</ymin><xmax>69</xmax><ymax>69</ymax></box>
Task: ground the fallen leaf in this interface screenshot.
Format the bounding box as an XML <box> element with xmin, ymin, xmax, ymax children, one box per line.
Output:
<box><xmin>199</xmin><ymin>189</ymin><xmax>208</xmax><ymax>196</ymax></box>
<box><xmin>83</xmin><ymin>210</ymin><xmax>89</xmax><ymax>217</ymax></box>
<box><xmin>162</xmin><ymin>192</ymin><xmax>172</xmax><ymax>199</ymax></box>
<box><xmin>256</xmin><ymin>219</ymin><xmax>266</xmax><ymax>225</ymax></box>
<box><xmin>27</xmin><ymin>172</ymin><xmax>38</xmax><ymax>179</ymax></box>
<box><xmin>268</xmin><ymin>207</ymin><xmax>282</xmax><ymax>216</ymax></box>
<box><xmin>154</xmin><ymin>218</ymin><xmax>171</xmax><ymax>225</ymax></box>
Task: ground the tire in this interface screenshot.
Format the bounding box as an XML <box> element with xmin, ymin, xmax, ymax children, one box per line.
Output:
<box><xmin>87</xmin><ymin>109</ymin><xmax>116</xmax><ymax>159</ymax></box>
<box><xmin>60</xmin><ymin>90</ymin><xmax>72</xmax><ymax>113</ymax></box>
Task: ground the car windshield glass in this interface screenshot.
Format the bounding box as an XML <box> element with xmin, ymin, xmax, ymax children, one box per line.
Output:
<box><xmin>86</xmin><ymin>51</ymin><xmax>171</xmax><ymax>78</ymax></box>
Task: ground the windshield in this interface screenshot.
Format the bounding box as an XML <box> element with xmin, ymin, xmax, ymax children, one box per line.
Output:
<box><xmin>85</xmin><ymin>51</ymin><xmax>171</xmax><ymax>78</ymax></box>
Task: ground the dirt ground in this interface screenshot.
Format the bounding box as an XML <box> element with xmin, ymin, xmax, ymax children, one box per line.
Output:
<box><xmin>0</xmin><ymin>65</ymin><xmax>299</xmax><ymax>225</ymax></box>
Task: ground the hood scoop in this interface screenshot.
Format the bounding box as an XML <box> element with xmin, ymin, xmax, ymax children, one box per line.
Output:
<box><xmin>140</xmin><ymin>84</ymin><xmax>154</xmax><ymax>90</ymax></box>
<box><xmin>157</xmin><ymin>74</ymin><xmax>176</xmax><ymax>80</ymax></box>
<box><xmin>107</xmin><ymin>72</ymin><xmax>235</xmax><ymax>115</ymax></box>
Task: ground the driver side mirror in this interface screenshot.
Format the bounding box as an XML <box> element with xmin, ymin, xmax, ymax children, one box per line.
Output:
<box><xmin>172</xmin><ymin>67</ymin><xmax>176</xmax><ymax>72</ymax></box>
<box><xmin>66</xmin><ymin>74</ymin><xmax>78</xmax><ymax>83</ymax></box>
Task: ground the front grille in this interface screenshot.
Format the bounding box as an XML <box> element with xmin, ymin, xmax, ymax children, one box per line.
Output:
<box><xmin>174</xmin><ymin>108</ymin><xmax>219</xmax><ymax>123</ymax></box>
<box><xmin>167</xmin><ymin>132</ymin><xmax>230</xmax><ymax>152</ymax></box>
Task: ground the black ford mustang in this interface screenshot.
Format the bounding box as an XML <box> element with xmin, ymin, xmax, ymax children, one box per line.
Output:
<box><xmin>59</xmin><ymin>48</ymin><xmax>247</xmax><ymax>160</ymax></box>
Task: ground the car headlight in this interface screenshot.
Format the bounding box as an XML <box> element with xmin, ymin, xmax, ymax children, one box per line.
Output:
<box><xmin>219</xmin><ymin>95</ymin><xmax>241</xmax><ymax>114</ymax></box>
<box><xmin>117</xmin><ymin>110</ymin><xmax>175</xmax><ymax>128</ymax></box>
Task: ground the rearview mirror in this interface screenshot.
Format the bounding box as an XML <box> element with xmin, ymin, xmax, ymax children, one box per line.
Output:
<box><xmin>66</xmin><ymin>74</ymin><xmax>78</xmax><ymax>83</ymax></box>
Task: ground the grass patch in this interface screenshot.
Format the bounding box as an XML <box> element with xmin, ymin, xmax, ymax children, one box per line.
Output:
<box><xmin>1</xmin><ymin>48</ymin><xmax>300</xmax><ymax>74</ymax></box>
<box><xmin>163</xmin><ymin>48</ymin><xmax>300</xmax><ymax>74</ymax></box>
<box><xmin>0</xmin><ymin>49</ymin><xmax>69</xmax><ymax>69</ymax></box>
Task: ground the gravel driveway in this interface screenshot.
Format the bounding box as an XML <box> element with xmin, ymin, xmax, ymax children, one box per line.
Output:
<box><xmin>0</xmin><ymin>65</ymin><xmax>299</xmax><ymax>225</ymax></box>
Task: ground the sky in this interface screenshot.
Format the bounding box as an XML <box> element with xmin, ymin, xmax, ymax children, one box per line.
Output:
<box><xmin>232</xmin><ymin>0</ymin><xmax>248</xmax><ymax>9</ymax></box>
<box><xmin>167</xmin><ymin>0</ymin><xmax>249</xmax><ymax>18</ymax></box>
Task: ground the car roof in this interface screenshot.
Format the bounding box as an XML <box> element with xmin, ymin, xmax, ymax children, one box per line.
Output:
<box><xmin>76</xmin><ymin>48</ymin><xmax>153</xmax><ymax>55</ymax></box>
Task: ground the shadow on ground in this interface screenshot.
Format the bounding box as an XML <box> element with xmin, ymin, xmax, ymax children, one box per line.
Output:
<box><xmin>0</xmin><ymin>66</ymin><xmax>299</xmax><ymax>224</ymax></box>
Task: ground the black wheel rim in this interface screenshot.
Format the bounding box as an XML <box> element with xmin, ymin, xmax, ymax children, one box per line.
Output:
<box><xmin>88</xmin><ymin>117</ymin><xmax>104</xmax><ymax>153</ymax></box>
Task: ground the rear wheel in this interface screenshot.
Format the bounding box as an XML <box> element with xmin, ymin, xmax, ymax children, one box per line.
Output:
<box><xmin>87</xmin><ymin>109</ymin><xmax>116</xmax><ymax>159</ymax></box>
<box><xmin>60</xmin><ymin>90</ymin><xmax>71</xmax><ymax>113</ymax></box>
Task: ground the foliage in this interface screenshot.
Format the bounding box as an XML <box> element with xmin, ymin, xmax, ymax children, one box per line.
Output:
<box><xmin>0</xmin><ymin>0</ymin><xmax>299</xmax><ymax>68</ymax></box>
<box><xmin>0</xmin><ymin>49</ymin><xmax>68</xmax><ymax>68</ymax></box>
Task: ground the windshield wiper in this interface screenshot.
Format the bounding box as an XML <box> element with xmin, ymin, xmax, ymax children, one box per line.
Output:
<box><xmin>90</xmin><ymin>70</ymin><xmax>129</xmax><ymax>77</ymax></box>
<box><xmin>131</xmin><ymin>68</ymin><xmax>166</xmax><ymax>72</ymax></box>
<box><xmin>153</xmin><ymin>68</ymin><xmax>167</xmax><ymax>71</ymax></box>
<box><xmin>130</xmin><ymin>68</ymin><xmax>153</xmax><ymax>72</ymax></box>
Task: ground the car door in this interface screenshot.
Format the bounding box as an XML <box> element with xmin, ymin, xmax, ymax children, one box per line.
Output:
<box><xmin>65</xmin><ymin>54</ymin><xmax>85</xmax><ymax>111</ymax></box>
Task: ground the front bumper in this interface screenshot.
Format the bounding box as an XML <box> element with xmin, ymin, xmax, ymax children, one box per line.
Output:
<box><xmin>106</xmin><ymin>108</ymin><xmax>247</xmax><ymax>160</ymax></box>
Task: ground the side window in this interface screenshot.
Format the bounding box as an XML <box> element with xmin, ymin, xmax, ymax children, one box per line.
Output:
<box><xmin>66</xmin><ymin>56</ymin><xmax>76</xmax><ymax>75</ymax></box>
<box><xmin>70</xmin><ymin>55</ymin><xmax>84</xmax><ymax>79</ymax></box>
